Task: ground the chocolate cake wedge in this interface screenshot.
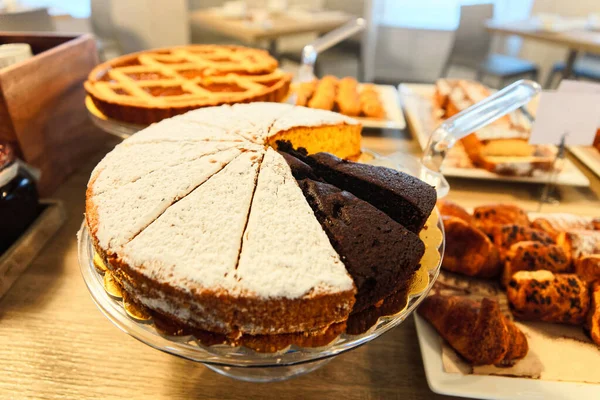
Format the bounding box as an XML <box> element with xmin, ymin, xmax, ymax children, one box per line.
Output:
<box><xmin>278</xmin><ymin>142</ymin><xmax>436</xmax><ymax>233</ymax></box>
<box><xmin>298</xmin><ymin>178</ymin><xmax>425</xmax><ymax>313</ymax></box>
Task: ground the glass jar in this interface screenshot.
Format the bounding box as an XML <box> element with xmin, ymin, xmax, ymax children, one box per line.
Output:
<box><xmin>0</xmin><ymin>141</ymin><xmax>39</xmax><ymax>254</ymax></box>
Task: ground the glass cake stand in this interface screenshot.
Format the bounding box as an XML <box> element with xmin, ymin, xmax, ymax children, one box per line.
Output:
<box><xmin>86</xmin><ymin>96</ymin><xmax>144</xmax><ymax>139</ymax></box>
<box><xmin>78</xmin><ymin>206</ymin><xmax>444</xmax><ymax>382</ymax></box>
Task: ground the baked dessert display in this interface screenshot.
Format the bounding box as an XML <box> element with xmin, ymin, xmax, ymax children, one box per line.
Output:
<box><xmin>84</xmin><ymin>45</ymin><xmax>292</xmax><ymax>125</ymax></box>
<box><xmin>294</xmin><ymin>76</ymin><xmax>385</xmax><ymax>119</ymax></box>
<box><xmin>418</xmin><ymin>295</ymin><xmax>528</xmax><ymax>366</ymax></box>
<box><xmin>432</xmin><ymin>79</ymin><xmax>556</xmax><ymax>177</ymax></box>
<box><xmin>85</xmin><ymin>103</ymin><xmax>437</xmax><ymax>348</ymax></box>
<box><xmin>429</xmin><ymin>201</ymin><xmax>600</xmax><ymax>347</ymax></box>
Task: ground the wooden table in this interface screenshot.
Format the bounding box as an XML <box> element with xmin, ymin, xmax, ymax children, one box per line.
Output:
<box><xmin>1</xmin><ymin>126</ymin><xmax>600</xmax><ymax>399</ymax></box>
<box><xmin>486</xmin><ymin>20</ymin><xmax>600</xmax><ymax>79</ymax></box>
<box><xmin>190</xmin><ymin>9</ymin><xmax>351</xmax><ymax>55</ymax></box>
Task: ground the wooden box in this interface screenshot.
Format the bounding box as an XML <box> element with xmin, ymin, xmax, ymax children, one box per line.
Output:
<box><xmin>0</xmin><ymin>32</ymin><xmax>105</xmax><ymax>196</ymax></box>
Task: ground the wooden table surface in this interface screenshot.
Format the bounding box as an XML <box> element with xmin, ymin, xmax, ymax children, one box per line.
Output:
<box><xmin>1</xmin><ymin>124</ymin><xmax>600</xmax><ymax>399</ymax></box>
<box><xmin>190</xmin><ymin>9</ymin><xmax>351</xmax><ymax>43</ymax></box>
<box><xmin>486</xmin><ymin>21</ymin><xmax>600</xmax><ymax>54</ymax></box>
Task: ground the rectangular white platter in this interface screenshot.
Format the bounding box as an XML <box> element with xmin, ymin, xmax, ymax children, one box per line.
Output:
<box><xmin>398</xmin><ymin>83</ymin><xmax>590</xmax><ymax>187</ymax></box>
<box><xmin>414</xmin><ymin>313</ymin><xmax>600</xmax><ymax>400</ymax></box>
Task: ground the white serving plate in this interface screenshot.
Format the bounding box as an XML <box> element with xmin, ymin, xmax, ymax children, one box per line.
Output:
<box><xmin>569</xmin><ymin>146</ymin><xmax>600</xmax><ymax>178</ymax></box>
<box><xmin>399</xmin><ymin>83</ymin><xmax>590</xmax><ymax>188</ymax></box>
<box><xmin>414</xmin><ymin>313</ymin><xmax>600</xmax><ymax>400</ymax></box>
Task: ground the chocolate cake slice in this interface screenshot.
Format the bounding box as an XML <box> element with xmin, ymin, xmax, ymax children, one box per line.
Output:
<box><xmin>298</xmin><ymin>178</ymin><xmax>425</xmax><ymax>313</ymax></box>
<box><xmin>278</xmin><ymin>142</ymin><xmax>436</xmax><ymax>233</ymax></box>
<box><xmin>277</xmin><ymin>151</ymin><xmax>320</xmax><ymax>181</ymax></box>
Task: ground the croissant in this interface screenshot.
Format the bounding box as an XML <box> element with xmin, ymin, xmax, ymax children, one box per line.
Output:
<box><xmin>418</xmin><ymin>295</ymin><xmax>528</xmax><ymax>365</ymax></box>
<box><xmin>532</xmin><ymin>213</ymin><xmax>596</xmax><ymax>240</ymax></box>
<box><xmin>574</xmin><ymin>255</ymin><xmax>600</xmax><ymax>285</ymax></box>
<box><xmin>437</xmin><ymin>199</ymin><xmax>473</xmax><ymax>224</ymax></box>
<box><xmin>556</xmin><ymin>230</ymin><xmax>600</xmax><ymax>261</ymax></box>
<box><xmin>586</xmin><ymin>281</ymin><xmax>600</xmax><ymax>346</ymax></box>
<box><xmin>473</xmin><ymin>204</ymin><xmax>530</xmax><ymax>236</ymax></box>
<box><xmin>507</xmin><ymin>271</ymin><xmax>589</xmax><ymax>325</ymax></box>
<box><xmin>502</xmin><ymin>241</ymin><xmax>571</xmax><ymax>287</ymax></box>
<box><xmin>441</xmin><ymin>216</ymin><xmax>501</xmax><ymax>278</ymax></box>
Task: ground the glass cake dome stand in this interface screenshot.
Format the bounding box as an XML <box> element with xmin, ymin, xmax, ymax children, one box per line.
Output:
<box><xmin>80</xmin><ymin>80</ymin><xmax>541</xmax><ymax>382</ymax></box>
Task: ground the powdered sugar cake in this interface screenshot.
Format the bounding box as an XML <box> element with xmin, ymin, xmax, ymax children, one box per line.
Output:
<box><xmin>85</xmin><ymin>103</ymin><xmax>437</xmax><ymax>344</ymax></box>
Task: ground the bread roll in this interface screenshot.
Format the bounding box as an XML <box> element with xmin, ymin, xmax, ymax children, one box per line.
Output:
<box><xmin>437</xmin><ymin>199</ymin><xmax>473</xmax><ymax>224</ymax></box>
<box><xmin>507</xmin><ymin>271</ymin><xmax>589</xmax><ymax>325</ymax></box>
<box><xmin>491</xmin><ymin>225</ymin><xmax>553</xmax><ymax>256</ymax></box>
<box><xmin>586</xmin><ymin>281</ymin><xmax>600</xmax><ymax>346</ymax></box>
<box><xmin>473</xmin><ymin>204</ymin><xmax>530</xmax><ymax>236</ymax></box>
<box><xmin>503</xmin><ymin>241</ymin><xmax>570</xmax><ymax>287</ymax></box>
<box><xmin>574</xmin><ymin>254</ymin><xmax>600</xmax><ymax>285</ymax></box>
<box><xmin>441</xmin><ymin>216</ymin><xmax>501</xmax><ymax>278</ymax></box>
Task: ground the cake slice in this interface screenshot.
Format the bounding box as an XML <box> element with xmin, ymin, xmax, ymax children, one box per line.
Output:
<box><xmin>116</xmin><ymin>151</ymin><xmax>263</xmax><ymax>333</ymax></box>
<box><xmin>267</xmin><ymin>106</ymin><xmax>362</xmax><ymax>160</ymax></box>
<box><xmin>298</xmin><ymin>178</ymin><xmax>425</xmax><ymax>313</ymax></box>
<box><xmin>89</xmin><ymin>140</ymin><xmax>241</xmax><ymax>196</ymax></box>
<box><xmin>235</xmin><ymin>148</ymin><xmax>356</xmax><ymax>334</ymax></box>
<box><xmin>280</xmin><ymin>146</ymin><xmax>436</xmax><ymax>233</ymax></box>
<box><xmin>87</xmin><ymin>147</ymin><xmax>243</xmax><ymax>252</ymax></box>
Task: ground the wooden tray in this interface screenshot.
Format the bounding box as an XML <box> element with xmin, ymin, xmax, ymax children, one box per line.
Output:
<box><xmin>0</xmin><ymin>200</ymin><xmax>66</xmax><ymax>298</ymax></box>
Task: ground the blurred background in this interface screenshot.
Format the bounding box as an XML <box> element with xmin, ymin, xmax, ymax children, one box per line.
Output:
<box><xmin>1</xmin><ymin>0</ymin><xmax>598</xmax><ymax>87</ymax></box>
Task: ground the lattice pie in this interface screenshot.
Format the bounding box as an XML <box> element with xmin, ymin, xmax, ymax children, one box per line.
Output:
<box><xmin>85</xmin><ymin>45</ymin><xmax>291</xmax><ymax>125</ymax></box>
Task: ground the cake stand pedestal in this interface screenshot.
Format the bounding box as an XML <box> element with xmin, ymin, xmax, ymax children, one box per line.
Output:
<box><xmin>204</xmin><ymin>359</ymin><xmax>333</xmax><ymax>382</ymax></box>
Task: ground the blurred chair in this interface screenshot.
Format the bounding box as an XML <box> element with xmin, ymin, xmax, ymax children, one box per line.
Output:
<box><xmin>545</xmin><ymin>53</ymin><xmax>600</xmax><ymax>88</ymax></box>
<box><xmin>90</xmin><ymin>0</ymin><xmax>121</xmax><ymax>61</ymax></box>
<box><xmin>0</xmin><ymin>7</ymin><xmax>55</xmax><ymax>32</ymax></box>
<box><xmin>440</xmin><ymin>4</ymin><xmax>538</xmax><ymax>87</ymax></box>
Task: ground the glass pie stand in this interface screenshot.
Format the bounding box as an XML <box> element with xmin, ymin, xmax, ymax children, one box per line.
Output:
<box><xmin>80</xmin><ymin>79</ymin><xmax>542</xmax><ymax>382</ymax></box>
